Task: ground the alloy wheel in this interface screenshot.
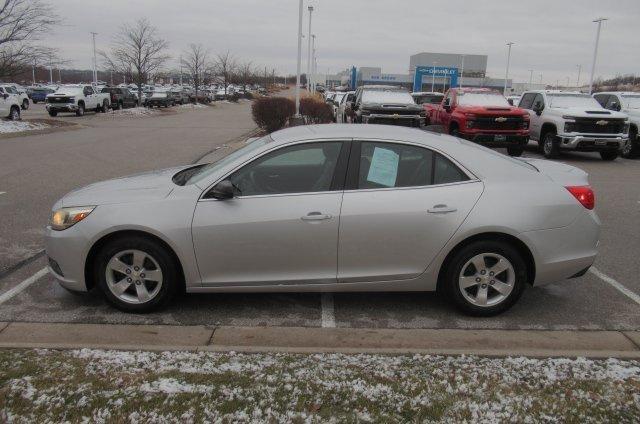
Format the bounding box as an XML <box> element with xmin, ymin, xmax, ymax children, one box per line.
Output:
<box><xmin>105</xmin><ymin>249</ymin><xmax>163</xmax><ymax>305</ymax></box>
<box><xmin>543</xmin><ymin>135</ymin><xmax>553</xmax><ymax>155</ymax></box>
<box><xmin>10</xmin><ymin>108</ymin><xmax>19</xmax><ymax>120</ymax></box>
<box><xmin>622</xmin><ymin>139</ymin><xmax>632</xmax><ymax>156</ymax></box>
<box><xmin>458</xmin><ymin>253</ymin><xmax>515</xmax><ymax>307</ymax></box>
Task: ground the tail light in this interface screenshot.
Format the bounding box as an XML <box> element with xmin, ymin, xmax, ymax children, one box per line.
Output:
<box><xmin>565</xmin><ymin>186</ymin><xmax>595</xmax><ymax>210</ymax></box>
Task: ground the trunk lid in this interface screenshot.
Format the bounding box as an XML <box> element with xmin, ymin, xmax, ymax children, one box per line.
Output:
<box><xmin>518</xmin><ymin>158</ymin><xmax>589</xmax><ymax>186</ymax></box>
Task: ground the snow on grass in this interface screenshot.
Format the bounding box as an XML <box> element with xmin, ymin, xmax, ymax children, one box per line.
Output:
<box><xmin>177</xmin><ymin>103</ymin><xmax>209</xmax><ymax>109</ymax></box>
<box><xmin>0</xmin><ymin>349</ymin><xmax>638</xmax><ymax>422</ymax></box>
<box><xmin>106</xmin><ymin>107</ymin><xmax>159</xmax><ymax>117</ymax></box>
<box><xmin>0</xmin><ymin>120</ymin><xmax>50</xmax><ymax>134</ymax></box>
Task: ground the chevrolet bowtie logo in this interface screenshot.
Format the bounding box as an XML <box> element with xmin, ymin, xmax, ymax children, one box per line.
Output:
<box><xmin>596</xmin><ymin>120</ymin><xmax>608</xmax><ymax>125</ymax></box>
<box><xmin>495</xmin><ymin>117</ymin><xmax>507</xmax><ymax>122</ymax></box>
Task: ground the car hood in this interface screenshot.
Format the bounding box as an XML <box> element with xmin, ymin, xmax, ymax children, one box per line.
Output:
<box><xmin>59</xmin><ymin>166</ymin><xmax>191</xmax><ymax>207</ymax></box>
<box><xmin>454</xmin><ymin>105</ymin><xmax>525</xmax><ymax>115</ymax></box>
<box><xmin>623</xmin><ymin>108</ymin><xmax>640</xmax><ymax>121</ymax></box>
<box><xmin>549</xmin><ymin>106</ymin><xmax>627</xmax><ymax>119</ymax></box>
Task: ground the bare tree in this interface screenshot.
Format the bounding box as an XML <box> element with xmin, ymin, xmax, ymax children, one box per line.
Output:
<box><xmin>215</xmin><ymin>51</ymin><xmax>237</xmax><ymax>95</ymax></box>
<box><xmin>0</xmin><ymin>0</ymin><xmax>60</xmax><ymax>79</ymax></box>
<box><xmin>181</xmin><ymin>43</ymin><xmax>211</xmax><ymax>103</ymax></box>
<box><xmin>237</xmin><ymin>61</ymin><xmax>255</xmax><ymax>88</ymax></box>
<box><xmin>101</xmin><ymin>18</ymin><xmax>169</xmax><ymax>103</ymax></box>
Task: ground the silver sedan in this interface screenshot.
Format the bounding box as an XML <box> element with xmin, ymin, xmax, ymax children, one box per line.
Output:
<box><xmin>45</xmin><ymin>125</ymin><xmax>600</xmax><ymax>316</ymax></box>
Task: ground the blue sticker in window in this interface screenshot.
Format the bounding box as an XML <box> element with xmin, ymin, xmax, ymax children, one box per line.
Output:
<box><xmin>367</xmin><ymin>147</ymin><xmax>399</xmax><ymax>187</ymax></box>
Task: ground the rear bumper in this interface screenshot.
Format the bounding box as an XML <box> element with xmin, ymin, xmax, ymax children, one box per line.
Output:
<box><xmin>557</xmin><ymin>133</ymin><xmax>627</xmax><ymax>151</ymax></box>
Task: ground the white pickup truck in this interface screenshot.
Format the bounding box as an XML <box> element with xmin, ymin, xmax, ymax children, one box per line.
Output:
<box><xmin>518</xmin><ymin>90</ymin><xmax>629</xmax><ymax>161</ymax></box>
<box><xmin>593</xmin><ymin>91</ymin><xmax>640</xmax><ymax>158</ymax></box>
<box><xmin>45</xmin><ymin>84</ymin><xmax>111</xmax><ymax>117</ymax></box>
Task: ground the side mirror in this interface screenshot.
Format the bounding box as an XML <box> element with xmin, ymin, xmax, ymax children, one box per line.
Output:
<box><xmin>507</xmin><ymin>99</ymin><xmax>514</xmax><ymax>106</ymax></box>
<box><xmin>209</xmin><ymin>180</ymin><xmax>235</xmax><ymax>200</ymax></box>
<box><xmin>610</xmin><ymin>102</ymin><xmax>620</xmax><ymax>111</ymax></box>
<box><xmin>2</xmin><ymin>93</ymin><xmax>8</xmax><ymax>99</ymax></box>
<box><xmin>533</xmin><ymin>101</ymin><xmax>544</xmax><ymax>115</ymax></box>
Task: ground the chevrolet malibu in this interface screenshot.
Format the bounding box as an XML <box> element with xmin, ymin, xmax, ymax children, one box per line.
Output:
<box><xmin>45</xmin><ymin>125</ymin><xmax>599</xmax><ymax>316</ymax></box>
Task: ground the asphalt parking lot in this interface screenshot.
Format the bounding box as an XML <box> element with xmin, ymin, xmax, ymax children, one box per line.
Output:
<box><xmin>0</xmin><ymin>99</ymin><xmax>639</xmax><ymax>331</ymax></box>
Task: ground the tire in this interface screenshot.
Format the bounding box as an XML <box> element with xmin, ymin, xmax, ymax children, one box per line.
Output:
<box><xmin>32</xmin><ymin>100</ymin><xmax>38</xmax><ymax>104</ymax></box>
<box><xmin>95</xmin><ymin>236</ymin><xmax>180</xmax><ymax>313</ymax></box>
<box><xmin>443</xmin><ymin>240</ymin><xmax>527</xmax><ymax>316</ymax></box>
<box><xmin>48</xmin><ymin>110</ymin><xmax>57</xmax><ymax>117</ymax></box>
<box><xmin>117</xmin><ymin>101</ymin><xmax>123</xmax><ymax>110</ymax></box>
<box><xmin>101</xmin><ymin>100</ymin><xmax>109</xmax><ymax>113</ymax></box>
<box><xmin>599</xmin><ymin>150</ymin><xmax>618</xmax><ymax>161</ymax></box>
<box><xmin>542</xmin><ymin>130</ymin><xmax>560</xmax><ymax>159</ymax></box>
<box><xmin>21</xmin><ymin>99</ymin><xmax>29</xmax><ymax>110</ymax></box>
<box><xmin>506</xmin><ymin>146</ymin><xmax>524</xmax><ymax>157</ymax></box>
<box><xmin>9</xmin><ymin>106</ymin><xmax>20</xmax><ymax>121</ymax></box>
<box><xmin>75</xmin><ymin>103</ymin><xmax>85</xmax><ymax>117</ymax></box>
<box><xmin>621</xmin><ymin>127</ymin><xmax>638</xmax><ymax>158</ymax></box>
<box><xmin>449</xmin><ymin>124</ymin><xmax>460</xmax><ymax>137</ymax></box>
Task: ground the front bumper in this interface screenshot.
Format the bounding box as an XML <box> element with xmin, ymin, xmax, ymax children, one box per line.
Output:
<box><xmin>44</xmin><ymin>225</ymin><xmax>90</xmax><ymax>292</ymax></box>
<box><xmin>460</xmin><ymin>132</ymin><xmax>529</xmax><ymax>147</ymax></box>
<box><xmin>46</xmin><ymin>103</ymin><xmax>78</xmax><ymax>112</ymax></box>
<box><xmin>362</xmin><ymin>114</ymin><xmax>425</xmax><ymax>125</ymax></box>
<box><xmin>557</xmin><ymin>133</ymin><xmax>627</xmax><ymax>151</ymax></box>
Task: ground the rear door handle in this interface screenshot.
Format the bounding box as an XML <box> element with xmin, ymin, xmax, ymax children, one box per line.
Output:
<box><xmin>428</xmin><ymin>204</ymin><xmax>457</xmax><ymax>214</ymax></box>
<box><xmin>301</xmin><ymin>212</ymin><xmax>332</xmax><ymax>221</ymax></box>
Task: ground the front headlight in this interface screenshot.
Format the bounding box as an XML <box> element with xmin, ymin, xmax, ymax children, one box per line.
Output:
<box><xmin>50</xmin><ymin>206</ymin><xmax>95</xmax><ymax>231</ymax></box>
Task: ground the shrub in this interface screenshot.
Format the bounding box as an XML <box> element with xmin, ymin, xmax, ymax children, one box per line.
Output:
<box><xmin>251</xmin><ymin>97</ymin><xmax>295</xmax><ymax>133</ymax></box>
<box><xmin>300</xmin><ymin>97</ymin><xmax>333</xmax><ymax>124</ymax></box>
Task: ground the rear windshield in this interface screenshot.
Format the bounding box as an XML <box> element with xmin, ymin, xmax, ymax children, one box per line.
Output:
<box><xmin>457</xmin><ymin>92</ymin><xmax>510</xmax><ymax>107</ymax></box>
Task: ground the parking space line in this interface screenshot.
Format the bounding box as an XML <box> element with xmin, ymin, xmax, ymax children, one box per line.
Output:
<box><xmin>321</xmin><ymin>293</ymin><xmax>336</xmax><ymax>328</ymax></box>
<box><xmin>0</xmin><ymin>191</ymin><xmax>6</xmax><ymax>195</ymax></box>
<box><xmin>590</xmin><ymin>267</ymin><xmax>640</xmax><ymax>306</ymax></box>
<box><xmin>0</xmin><ymin>267</ymin><xmax>49</xmax><ymax>305</ymax></box>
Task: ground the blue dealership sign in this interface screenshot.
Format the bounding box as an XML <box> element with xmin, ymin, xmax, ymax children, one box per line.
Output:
<box><xmin>413</xmin><ymin>66</ymin><xmax>458</xmax><ymax>92</ymax></box>
<box><xmin>350</xmin><ymin>66</ymin><xmax>357</xmax><ymax>89</ymax></box>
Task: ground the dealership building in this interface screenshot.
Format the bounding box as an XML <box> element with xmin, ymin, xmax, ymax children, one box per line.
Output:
<box><xmin>326</xmin><ymin>52</ymin><xmax>517</xmax><ymax>93</ymax></box>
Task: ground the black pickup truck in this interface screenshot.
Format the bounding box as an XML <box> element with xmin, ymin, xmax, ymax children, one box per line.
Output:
<box><xmin>351</xmin><ymin>85</ymin><xmax>425</xmax><ymax>127</ymax></box>
<box><xmin>101</xmin><ymin>87</ymin><xmax>138</xmax><ymax>109</ymax></box>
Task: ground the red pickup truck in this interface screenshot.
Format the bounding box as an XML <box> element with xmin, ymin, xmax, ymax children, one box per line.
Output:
<box><xmin>429</xmin><ymin>87</ymin><xmax>530</xmax><ymax>156</ymax></box>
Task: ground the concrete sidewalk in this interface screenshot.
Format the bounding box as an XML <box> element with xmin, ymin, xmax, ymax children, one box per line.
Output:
<box><xmin>0</xmin><ymin>321</ymin><xmax>639</xmax><ymax>358</ymax></box>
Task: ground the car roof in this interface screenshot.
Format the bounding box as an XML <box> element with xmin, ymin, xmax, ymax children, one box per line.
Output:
<box><xmin>595</xmin><ymin>91</ymin><xmax>640</xmax><ymax>96</ymax></box>
<box><xmin>411</xmin><ymin>91</ymin><xmax>443</xmax><ymax>96</ymax></box>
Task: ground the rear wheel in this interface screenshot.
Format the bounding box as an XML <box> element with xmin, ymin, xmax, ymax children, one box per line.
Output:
<box><xmin>443</xmin><ymin>240</ymin><xmax>527</xmax><ymax>316</ymax></box>
<box><xmin>542</xmin><ymin>130</ymin><xmax>560</xmax><ymax>159</ymax></box>
<box><xmin>9</xmin><ymin>106</ymin><xmax>20</xmax><ymax>121</ymax></box>
<box><xmin>600</xmin><ymin>150</ymin><xmax>618</xmax><ymax>161</ymax></box>
<box><xmin>506</xmin><ymin>146</ymin><xmax>524</xmax><ymax>157</ymax></box>
<box><xmin>101</xmin><ymin>100</ymin><xmax>109</xmax><ymax>113</ymax></box>
<box><xmin>95</xmin><ymin>236</ymin><xmax>180</xmax><ymax>313</ymax></box>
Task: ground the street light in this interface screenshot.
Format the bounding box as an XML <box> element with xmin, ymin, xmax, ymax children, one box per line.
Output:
<box><xmin>576</xmin><ymin>65</ymin><xmax>582</xmax><ymax>89</ymax></box>
<box><xmin>90</xmin><ymin>32</ymin><xmax>98</xmax><ymax>84</ymax></box>
<box><xmin>588</xmin><ymin>18</ymin><xmax>608</xmax><ymax>94</ymax></box>
<box><xmin>307</xmin><ymin>5</ymin><xmax>314</xmax><ymax>92</ymax></box>
<box><xmin>294</xmin><ymin>0</ymin><xmax>304</xmax><ymax>117</ymax></box>
<box><xmin>311</xmin><ymin>34</ymin><xmax>316</xmax><ymax>93</ymax></box>
<box><xmin>459</xmin><ymin>54</ymin><xmax>465</xmax><ymax>88</ymax></box>
<box><xmin>503</xmin><ymin>42</ymin><xmax>514</xmax><ymax>96</ymax></box>
<box><xmin>431</xmin><ymin>61</ymin><xmax>437</xmax><ymax>92</ymax></box>
<box><xmin>528</xmin><ymin>69</ymin><xmax>533</xmax><ymax>85</ymax></box>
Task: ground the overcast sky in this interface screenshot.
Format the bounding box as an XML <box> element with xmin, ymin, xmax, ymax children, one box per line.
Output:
<box><xmin>46</xmin><ymin>0</ymin><xmax>639</xmax><ymax>84</ymax></box>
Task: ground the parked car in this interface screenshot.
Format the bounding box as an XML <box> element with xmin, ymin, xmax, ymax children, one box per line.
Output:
<box><xmin>0</xmin><ymin>86</ymin><xmax>22</xmax><ymax>120</ymax></box>
<box><xmin>411</xmin><ymin>92</ymin><xmax>445</xmax><ymax>125</ymax></box>
<box><xmin>0</xmin><ymin>84</ymin><xmax>29</xmax><ymax>110</ymax></box>
<box><xmin>101</xmin><ymin>87</ymin><xmax>137</xmax><ymax>110</ymax></box>
<box><xmin>506</xmin><ymin>94</ymin><xmax>521</xmax><ymax>106</ymax></box>
<box><xmin>29</xmin><ymin>87</ymin><xmax>55</xmax><ymax>104</ymax></box>
<box><xmin>45</xmin><ymin>125</ymin><xmax>600</xmax><ymax>316</ymax></box>
<box><xmin>336</xmin><ymin>91</ymin><xmax>355</xmax><ymax>123</ymax></box>
<box><xmin>214</xmin><ymin>89</ymin><xmax>228</xmax><ymax>100</ymax></box>
<box><xmin>430</xmin><ymin>88</ymin><xmax>530</xmax><ymax>156</ymax></box>
<box><xmin>328</xmin><ymin>92</ymin><xmax>346</xmax><ymax>121</ymax></box>
<box><xmin>352</xmin><ymin>85</ymin><xmax>425</xmax><ymax>127</ymax></box>
<box><xmin>170</xmin><ymin>88</ymin><xmax>190</xmax><ymax>105</ymax></box>
<box><xmin>519</xmin><ymin>90</ymin><xmax>628</xmax><ymax>160</ymax></box>
<box><xmin>46</xmin><ymin>84</ymin><xmax>111</xmax><ymax>117</ymax></box>
<box><xmin>593</xmin><ymin>91</ymin><xmax>640</xmax><ymax>158</ymax></box>
<box><xmin>147</xmin><ymin>90</ymin><xmax>174</xmax><ymax>108</ymax></box>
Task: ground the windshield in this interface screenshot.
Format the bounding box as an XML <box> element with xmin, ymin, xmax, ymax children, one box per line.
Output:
<box><xmin>334</xmin><ymin>93</ymin><xmax>346</xmax><ymax>102</ymax></box>
<box><xmin>362</xmin><ymin>90</ymin><xmax>414</xmax><ymax>104</ymax></box>
<box><xmin>413</xmin><ymin>94</ymin><xmax>443</xmax><ymax>104</ymax></box>
<box><xmin>55</xmin><ymin>87</ymin><xmax>82</xmax><ymax>95</ymax></box>
<box><xmin>547</xmin><ymin>94</ymin><xmax>601</xmax><ymax>108</ymax></box>
<box><xmin>621</xmin><ymin>95</ymin><xmax>640</xmax><ymax>109</ymax></box>
<box><xmin>3</xmin><ymin>86</ymin><xmax>17</xmax><ymax>94</ymax></box>
<box><xmin>457</xmin><ymin>92</ymin><xmax>510</xmax><ymax>107</ymax></box>
<box><xmin>187</xmin><ymin>135</ymin><xmax>271</xmax><ymax>184</ymax></box>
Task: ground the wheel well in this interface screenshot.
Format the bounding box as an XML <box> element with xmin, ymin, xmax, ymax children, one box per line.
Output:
<box><xmin>449</xmin><ymin>121</ymin><xmax>459</xmax><ymax>133</ymax></box>
<box><xmin>78</xmin><ymin>100</ymin><xmax>85</xmax><ymax>107</ymax></box>
<box><xmin>540</xmin><ymin>122</ymin><xmax>557</xmax><ymax>139</ymax></box>
<box><xmin>84</xmin><ymin>230</ymin><xmax>186</xmax><ymax>291</ymax></box>
<box><xmin>630</xmin><ymin>123</ymin><xmax>638</xmax><ymax>137</ymax></box>
<box><xmin>436</xmin><ymin>232</ymin><xmax>536</xmax><ymax>291</ymax></box>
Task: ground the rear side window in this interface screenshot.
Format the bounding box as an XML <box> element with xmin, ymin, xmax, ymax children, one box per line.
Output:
<box><xmin>434</xmin><ymin>154</ymin><xmax>468</xmax><ymax>185</ymax></box>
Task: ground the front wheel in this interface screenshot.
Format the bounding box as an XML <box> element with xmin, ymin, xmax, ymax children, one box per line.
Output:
<box><xmin>621</xmin><ymin>128</ymin><xmax>638</xmax><ymax>158</ymax></box>
<box><xmin>95</xmin><ymin>236</ymin><xmax>180</xmax><ymax>313</ymax></box>
<box><xmin>9</xmin><ymin>106</ymin><xmax>20</xmax><ymax>121</ymax></box>
<box><xmin>21</xmin><ymin>99</ymin><xmax>29</xmax><ymax>110</ymax></box>
<box><xmin>443</xmin><ymin>240</ymin><xmax>527</xmax><ymax>316</ymax></box>
<box><xmin>599</xmin><ymin>150</ymin><xmax>618</xmax><ymax>161</ymax></box>
<box><xmin>506</xmin><ymin>146</ymin><xmax>524</xmax><ymax>157</ymax></box>
<box><xmin>542</xmin><ymin>130</ymin><xmax>560</xmax><ymax>159</ymax></box>
<box><xmin>75</xmin><ymin>103</ymin><xmax>85</xmax><ymax>117</ymax></box>
<box><xmin>48</xmin><ymin>109</ymin><xmax>57</xmax><ymax>117</ymax></box>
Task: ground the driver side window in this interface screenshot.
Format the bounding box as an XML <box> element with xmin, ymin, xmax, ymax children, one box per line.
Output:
<box><xmin>229</xmin><ymin>142</ymin><xmax>343</xmax><ymax>196</ymax></box>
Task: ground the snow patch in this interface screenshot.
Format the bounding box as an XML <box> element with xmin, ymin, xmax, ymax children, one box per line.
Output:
<box><xmin>0</xmin><ymin>120</ymin><xmax>50</xmax><ymax>133</ymax></box>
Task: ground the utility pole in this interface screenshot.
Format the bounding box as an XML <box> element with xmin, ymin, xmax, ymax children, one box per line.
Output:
<box><xmin>528</xmin><ymin>69</ymin><xmax>533</xmax><ymax>85</ymax></box>
<box><xmin>306</xmin><ymin>5</ymin><xmax>314</xmax><ymax>91</ymax></box>
<box><xmin>459</xmin><ymin>54</ymin><xmax>465</xmax><ymax>88</ymax></box>
<box><xmin>90</xmin><ymin>32</ymin><xmax>98</xmax><ymax>84</ymax></box>
<box><xmin>179</xmin><ymin>55</ymin><xmax>183</xmax><ymax>85</ymax></box>
<box><xmin>294</xmin><ymin>0</ymin><xmax>304</xmax><ymax>117</ymax></box>
<box><xmin>110</xmin><ymin>70</ymin><xmax>113</xmax><ymax>86</ymax></box>
<box><xmin>576</xmin><ymin>64</ymin><xmax>582</xmax><ymax>89</ymax></box>
<box><xmin>58</xmin><ymin>68</ymin><xmax>62</xmax><ymax>83</ymax></box>
<box><xmin>431</xmin><ymin>61</ymin><xmax>437</xmax><ymax>92</ymax></box>
<box><xmin>503</xmin><ymin>42</ymin><xmax>514</xmax><ymax>96</ymax></box>
<box><xmin>310</xmin><ymin>34</ymin><xmax>316</xmax><ymax>93</ymax></box>
<box><xmin>588</xmin><ymin>18</ymin><xmax>608</xmax><ymax>94</ymax></box>
<box><xmin>32</xmin><ymin>60</ymin><xmax>36</xmax><ymax>85</ymax></box>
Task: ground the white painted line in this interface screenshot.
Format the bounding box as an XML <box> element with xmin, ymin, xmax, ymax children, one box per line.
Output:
<box><xmin>590</xmin><ymin>266</ymin><xmax>640</xmax><ymax>306</ymax></box>
<box><xmin>0</xmin><ymin>191</ymin><xmax>6</xmax><ymax>195</ymax></box>
<box><xmin>0</xmin><ymin>267</ymin><xmax>49</xmax><ymax>305</ymax></box>
<box><xmin>321</xmin><ymin>293</ymin><xmax>336</xmax><ymax>328</ymax></box>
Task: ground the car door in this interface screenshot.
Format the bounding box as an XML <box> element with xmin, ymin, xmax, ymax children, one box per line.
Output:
<box><xmin>0</xmin><ymin>87</ymin><xmax>8</xmax><ymax>116</ymax></box>
<box><xmin>528</xmin><ymin>94</ymin><xmax>545</xmax><ymax>140</ymax></box>
<box><xmin>337</xmin><ymin>140</ymin><xmax>483</xmax><ymax>283</ymax></box>
<box><xmin>192</xmin><ymin>140</ymin><xmax>349</xmax><ymax>287</ymax></box>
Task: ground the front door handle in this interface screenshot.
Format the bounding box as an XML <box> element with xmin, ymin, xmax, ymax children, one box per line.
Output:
<box><xmin>301</xmin><ymin>212</ymin><xmax>332</xmax><ymax>221</ymax></box>
<box><xmin>428</xmin><ymin>204</ymin><xmax>457</xmax><ymax>214</ymax></box>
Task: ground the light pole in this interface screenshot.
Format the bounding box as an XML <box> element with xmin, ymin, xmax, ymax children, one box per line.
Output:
<box><xmin>588</xmin><ymin>18</ymin><xmax>607</xmax><ymax>94</ymax></box>
<box><xmin>179</xmin><ymin>55</ymin><xmax>183</xmax><ymax>85</ymax></box>
<box><xmin>310</xmin><ymin>34</ymin><xmax>316</xmax><ymax>93</ymax></box>
<box><xmin>306</xmin><ymin>5</ymin><xmax>314</xmax><ymax>91</ymax></box>
<box><xmin>503</xmin><ymin>42</ymin><xmax>514</xmax><ymax>96</ymax></box>
<box><xmin>32</xmin><ymin>60</ymin><xmax>36</xmax><ymax>85</ymax></box>
<box><xmin>90</xmin><ymin>32</ymin><xmax>98</xmax><ymax>84</ymax></box>
<box><xmin>459</xmin><ymin>54</ymin><xmax>465</xmax><ymax>88</ymax></box>
<box><xmin>431</xmin><ymin>61</ymin><xmax>437</xmax><ymax>92</ymax></box>
<box><xmin>576</xmin><ymin>64</ymin><xmax>582</xmax><ymax>89</ymax></box>
<box><xmin>294</xmin><ymin>0</ymin><xmax>304</xmax><ymax>117</ymax></box>
<box><xmin>528</xmin><ymin>69</ymin><xmax>533</xmax><ymax>86</ymax></box>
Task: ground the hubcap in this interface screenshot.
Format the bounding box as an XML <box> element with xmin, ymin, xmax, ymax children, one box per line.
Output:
<box><xmin>105</xmin><ymin>249</ymin><xmax>163</xmax><ymax>304</ymax></box>
<box><xmin>458</xmin><ymin>253</ymin><xmax>515</xmax><ymax>307</ymax></box>
<box><xmin>622</xmin><ymin>139</ymin><xmax>632</xmax><ymax>155</ymax></box>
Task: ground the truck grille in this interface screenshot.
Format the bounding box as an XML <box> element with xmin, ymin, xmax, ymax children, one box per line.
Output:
<box><xmin>47</xmin><ymin>96</ymin><xmax>73</xmax><ymax>104</ymax></box>
<box><xmin>473</xmin><ymin>116</ymin><xmax>524</xmax><ymax>130</ymax></box>
<box><xmin>570</xmin><ymin>118</ymin><xmax>625</xmax><ymax>134</ymax></box>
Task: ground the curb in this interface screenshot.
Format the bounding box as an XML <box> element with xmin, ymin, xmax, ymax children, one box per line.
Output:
<box><xmin>0</xmin><ymin>322</ymin><xmax>639</xmax><ymax>358</ymax></box>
